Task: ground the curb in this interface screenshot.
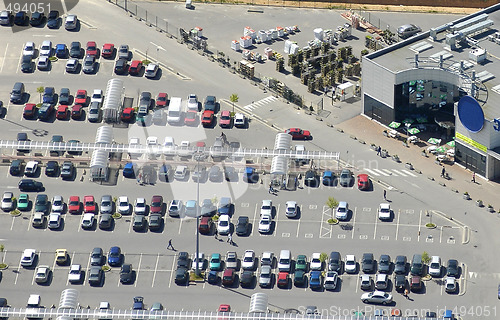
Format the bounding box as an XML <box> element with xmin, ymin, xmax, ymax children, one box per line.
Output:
<box><xmin>459</xmin><ymin>262</ymin><xmax>467</xmax><ymax>296</ymax></box>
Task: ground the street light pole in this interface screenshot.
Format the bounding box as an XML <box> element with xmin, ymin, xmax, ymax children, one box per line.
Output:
<box><xmin>195</xmin><ymin>156</ymin><xmax>201</xmax><ymax>277</ymax></box>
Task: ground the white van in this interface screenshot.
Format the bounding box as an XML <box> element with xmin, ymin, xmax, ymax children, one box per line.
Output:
<box><xmin>278</xmin><ymin>250</ymin><xmax>291</xmax><ymax>272</ymax></box>
<box><xmin>167</xmin><ymin>97</ymin><xmax>182</xmax><ymax>125</ymax></box>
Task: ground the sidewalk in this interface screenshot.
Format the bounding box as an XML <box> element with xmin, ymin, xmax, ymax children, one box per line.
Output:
<box><xmin>336</xmin><ymin>115</ymin><xmax>500</xmax><ymax>211</ymax></box>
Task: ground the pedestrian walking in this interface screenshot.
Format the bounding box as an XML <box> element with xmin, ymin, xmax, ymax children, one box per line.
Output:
<box><xmin>376</xmin><ymin>146</ymin><xmax>381</xmax><ymax>156</ymax></box>
<box><xmin>404</xmin><ymin>289</ymin><xmax>410</xmax><ymax>300</ymax></box>
<box><xmin>214</xmin><ymin>228</ymin><xmax>218</xmax><ymax>240</ymax></box>
<box><xmin>167</xmin><ymin>239</ymin><xmax>174</xmax><ymax>250</ymax></box>
<box><xmin>137</xmin><ymin>173</ymin><xmax>142</xmax><ymax>185</ymax></box>
<box><xmin>269</xmin><ymin>183</ymin><xmax>273</xmax><ymax>194</ymax></box>
<box><xmin>383</xmin><ymin>190</ymin><xmax>387</xmax><ymax>200</ymax></box>
<box><xmin>472</xmin><ymin>172</ymin><xmax>476</xmax><ymax>183</ymax></box>
<box><xmin>441</xmin><ymin>166</ymin><xmax>446</xmax><ymax>178</ymax></box>
<box><xmin>227</xmin><ymin>234</ymin><xmax>233</xmax><ymax>245</ymax></box>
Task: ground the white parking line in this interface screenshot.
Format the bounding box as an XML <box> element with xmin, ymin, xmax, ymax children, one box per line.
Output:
<box><xmin>16</xmin><ymin>52</ymin><xmax>23</xmax><ymax>74</ymax></box>
<box><xmin>178</xmin><ymin>217</ymin><xmax>183</xmax><ymax>235</ymax></box>
<box><xmin>373</xmin><ymin>211</ymin><xmax>378</xmax><ymax>239</ymax></box>
<box><xmin>151</xmin><ymin>253</ymin><xmax>160</xmax><ymax>287</ymax></box>
<box><xmin>168</xmin><ymin>254</ymin><xmax>176</xmax><ymax>288</ymax></box>
<box><xmin>355</xmin><ymin>274</ymin><xmax>359</xmax><ymax>293</ymax></box>
<box><xmin>395</xmin><ymin>209</ymin><xmax>401</xmax><ymax>240</ymax></box>
<box><xmin>134</xmin><ymin>253</ymin><xmax>142</xmax><ymax>287</ymax></box>
<box><xmin>0</xmin><ymin>44</ymin><xmax>9</xmax><ymax>73</ymax></box>
<box><xmin>418</xmin><ymin>210</ymin><xmax>423</xmax><ymax>242</ymax></box>
<box><xmin>10</xmin><ymin>215</ymin><xmax>16</xmax><ymax>231</ymax></box>
<box><xmin>66</xmin><ymin>251</ymin><xmax>76</xmax><ymax>286</ymax></box>
<box><xmin>351</xmin><ymin>207</ymin><xmax>357</xmax><ymax>239</ymax></box>
<box><xmin>250</xmin><ymin>203</ymin><xmax>258</xmax><ymax>236</ymax></box>
<box><xmin>296</xmin><ymin>206</ymin><xmax>302</xmax><ymax>238</ymax></box>
<box><xmin>274</xmin><ymin>204</ymin><xmax>280</xmax><ymax>237</ymax></box>
<box><xmin>128</xmin><ymin>216</ymin><xmax>133</xmax><ymax>233</ymax></box>
<box><xmin>77</xmin><ymin>214</ymin><xmax>84</xmax><ymax>232</ymax></box>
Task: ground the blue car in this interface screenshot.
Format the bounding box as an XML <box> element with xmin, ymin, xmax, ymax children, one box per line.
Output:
<box><xmin>309</xmin><ymin>271</ymin><xmax>323</xmax><ymax>290</ymax></box>
<box><xmin>322</xmin><ymin>171</ymin><xmax>335</xmax><ymax>186</ymax></box>
<box><xmin>123</xmin><ymin>162</ymin><xmax>136</xmax><ymax>178</ymax></box>
<box><xmin>56</xmin><ymin>44</ymin><xmax>67</xmax><ymax>58</ymax></box>
<box><xmin>108</xmin><ymin>246</ymin><xmax>122</xmax><ymax>266</ymax></box>
<box><xmin>243</xmin><ymin>167</ymin><xmax>257</xmax><ymax>183</ymax></box>
<box><xmin>43</xmin><ymin>87</ymin><xmax>56</xmax><ymax>105</ymax></box>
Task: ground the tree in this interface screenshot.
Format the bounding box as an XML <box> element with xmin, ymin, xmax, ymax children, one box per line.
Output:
<box><xmin>229</xmin><ymin>93</ymin><xmax>238</xmax><ymax>113</ymax></box>
<box><xmin>422</xmin><ymin>251</ymin><xmax>431</xmax><ymax>264</ymax></box>
<box><xmin>36</xmin><ymin>86</ymin><xmax>44</xmax><ymax>103</ymax></box>
<box><xmin>326</xmin><ymin>197</ymin><xmax>339</xmax><ymax>216</ymax></box>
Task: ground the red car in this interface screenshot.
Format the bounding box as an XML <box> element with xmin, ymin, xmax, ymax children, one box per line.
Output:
<box><xmin>68</xmin><ymin>196</ymin><xmax>81</xmax><ymax>214</ymax></box>
<box><xmin>156</xmin><ymin>93</ymin><xmax>168</xmax><ymax>107</ymax></box>
<box><xmin>218</xmin><ymin>305</ymin><xmax>231</xmax><ymax>312</ymax></box>
<box><xmin>150</xmin><ymin>195</ymin><xmax>163</xmax><ymax>215</ymax></box>
<box><xmin>129</xmin><ymin>60</ymin><xmax>142</xmax><ymax>75</ymax></box>
<box><xmin>75</xmin><ymin>90</ymin><xmax>87</xmax><ymax>106</ymax></box>
<box><xmin>219</xmin><ymin>110</ymin><xmax>232</xmax><ymax>128</ymax></box>
<box><xmin>23</xmin><ymin>103</ymin><xmax>37</xmax><ymax>119</ymax></box>
<box><xmin>86</xmin><ymin>41</ymin><xmax>98</xmax><ymax>57</ymax></box>
<box><xmin>285</xmin><ymin>128</ymin><xmax>311</xmax><ymax>140</ymax></box>
<box><xmin>201</xmin><ymin>110</ymin><xmax>214</xmax><ymax>127</ymax></box>
<box><xmin>121</xmin><ymin>107</ymin><xmax>135</xmax><ymax>122</ymax></box>
<box><xmin>357</xmin><ymin>174</ymin><xmax>370</xmax><ymax>190</ymax></box>
<box><xmin>222</xmin><ymin>269</ymin><xmax>235</xmax><ymax>286</ymax></box>
<box><xmin>198</xmin><ymin>216</ymin><xmax>213</xmax><ymax>234</ymax></box>
<box><xmin>101</xmin><ymin>43</ymin><xmax>114</xmax><ymax>58</ymax></box>
<box><xmin>71</xmin><ymin>105</ymin><xmax>83</xmax><ymax>120</ymax></box>
<box><xmin>277</xmin><ymin>272</ymin><xmax>290</xmax><ymax>288</ymax></box>
<box><xmin>56</xmin><ymin>105</ymin><xmax>69</xmax><ymax>120</ymax></box>
<box><xmin>184</xmin><ymin>110</ymin><xmax>197</xmax><ymax>126</ymax></box>
<box><xmin>83</xmin><ymin>195</ymin><xmax>96</xmax><ymax>213</ymax></box>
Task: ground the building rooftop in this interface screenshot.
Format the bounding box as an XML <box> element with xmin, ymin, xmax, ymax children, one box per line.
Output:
<box><xmin>368</xmin><ymin>4</ymin><xmax>500</xmax><ymax>120</ymax></box>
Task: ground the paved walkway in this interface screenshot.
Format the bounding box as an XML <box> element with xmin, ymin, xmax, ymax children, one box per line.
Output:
<box><xmin>336</xmin><ymin>115</ymin><xmax>500</xmax><ymax>211</ymax></box>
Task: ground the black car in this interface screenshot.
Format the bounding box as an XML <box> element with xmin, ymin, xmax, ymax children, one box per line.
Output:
<box><xmin>90</xmin><ymin>247</ymin><xmax>104</xmax><ymax>266</ymax></box>
<box><xmin>174</xmin><ymin>267</ymin><xmax>188</xmax><ymax>285</ymax></box>
<box><xmin>447</xmin><ymin>259</ymin><xmax>459</xmax><ymax>278</ymax></box>
<box><xmin>328</xmin><ymin>251</ymin><xmax>341</xmax><ymax>272</ymax></box>
<box><xmin>21</xmin><ymin>55</ymin><xmax>33</xmax><ymax>73</ymax></box>
<box><xmin>114</xmin><ymin>58</ymin><xmax>128</xmax><ymax>75</ymax></box>
<box><xmin>59</xmin><ymin>88</ymin><xmax>71</xmax><ymax>105</ymax></box>
<box><xmin>69</xmin><ymin>41</ymin><xmax>81</xmax><ymax>58</ymax></box>
<box><xmin>10</xmin><ymin>160</ymin><xmax>22</xmax><ymax>176</ymax></box>
<box><xmin>148</xmin><ymin>214</ymin><xmax>163</xmax><ymax>231</ymax></box>
<box><xmin>294</xmin><ymin>270</ymin><xmax>307</xmax><ymax>287</ymax></box>
<box><xmin>224</xmin><ymin>166</ymin><xmax>236</xmax><ymax>182</ymax></box>
<box><xmin>394</xmin><ymin>274</ymin><xmax>407</xmax><ymax>292</ymax></box>
<box><xmin>88</xmin><ymin>266</ymin><xmax>103</xmax><ymax>286</ymax></box>
<box><xmin>29</xmin><ymin>12</ymin><xmax>44</xmax><ymax>26</ymax></box>
<box><xmin>201</xmin><ymin>199</ymin><xmax>216</xmax><ymax>217</ymax></box>
<box><xmin>378</xmin><ymin>254</ymin><xmax>391</xmax><ymax>274</ymax></box>
<box><xmin>304</xmin><ymin>170</ymin><xmax>319</xmax><ymax>187</ymax></box>
<box><xmin>394</xmin><ymin>255</ymin><xmax>407</xmax><ymax>275</ymax></box>
<box><xmin>60</xmin><ymin>161</ymin><xmax>74</xmax><ymax>180</ymax></box>
<box><xmin>133</xmin><ymin>215</ymin><xmax>146</xmax><ymax>231</ymax></box>
<box><xmin>120</xmin><ymin>264</ymin><xmax>133</xmax><ymax>284</ymax></box>
<box><xmin>177</xmin><ymin>252</ymin><xmax>190</xmax><ymax>269</ymax></box>
<box><xmin>362</xmin><ymin>253</ymin><xmax>375</xmax><ymax>273</ymax></box>
<box><xmin>18</xmin><ymin>179</ymin><xmax>43</xmax><ymax>192</ymax></box>
<box><xmin>14</xmin><ymin>11</ymin><xmax>27</xmax><ymax>26</ymax></box>
<box><xmin>240</xmin><ymin>270</ymin><xmax>254</xmax><ymax>288</ymax></box>
<box><xmin>46</xmin><ymin>10</ymin><xmax>59</xmax><ymax>28</ymax></box>
<box><xmin>17</xmin><ymin>132</ymin><xmax>29</xmax><ymax>152</ymax></box>
<box><xmin>99</xmin><ymin>213</ymin><xmax>113</xmax><ymax>230</ymax></box>
<box><xmin>34</xmin><ymin>194</ymin><xmax>49</xmax><ymax>213</ymax></box>
<box><xmin>236</xmin><ymin>216</ymin><xmax>250</xmax><ymax>236</ymax></box>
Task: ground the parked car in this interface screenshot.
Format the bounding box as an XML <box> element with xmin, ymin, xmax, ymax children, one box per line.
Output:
<box><xmin>102</xmin><ymin>43</ymin><xmax>114</xmax><ymax>58</ymax></box>
<box><xmin>88</xmin><ymin>102</ymin><xmax>101</xmax><ymax>122</ymax></box>
<box><xmin>86</xmin><ymin>41</ymin><xmax>98</xmax><ymax>57</ymax></box>
<box><xmin>34</xmin><ymin>194</ymin><xmax>49</xmax><ymax>213</ymax></box>
<box><xmin>21</xmin><ymin>55</ymin><xmax>34</xmax><ymax>72</ymax></box>
<box><xmin>174</xmin><ymin>267</ymin><xmax>188</xmax><ymax>285</ymax></box>
<box><xmin>68</xmin><ymin>264</ymin><xmax>83</xmax><ymax>283</ymax></box>
<box><xmin>259</xmin><ymin>265</ymin><xmax>272</xmax><ymax>288</ymax></box>
<box><xmin>445</xmin><ymin>276</ymin><xmax>457</xmax><ymax>293</ymax></box>
<box><xmin>35</xmin><ymin>265</ymin><xmax>50</xmax><ymax>283</ymax></box>
<box><xmin>219</xmin><ymin>110</ymin><xmax>232</xmax><ymax>127</ymax></box>
<box><xmin>64</xmin><ymin>14</ymin><xmax>77</xmax><ymax>30</ymax></box>
<box><xmin>225</xmin><ymin>251</ymin><xmax>238</xmax><ymax>269</ymax></box>
<box><xmin>145</xmin><ymin>63</ymin><xmax>159</xmax><ymax>78</ymax></box>
<box><xmin>0</xmin><ymin>10</ymin><xmax>12</xmax><ymax>26</ymax></box>
<box><xmin>285</xmin><ymin>128</ymin><xmax>311</xmax><ymax>140</ymax></box>
<box><xmin>75</xmin><ymin>90</ymin><xmax>87</xmax><ymax>105</ymax></box>
<box><xmin>14</xmin><ymin>11</ymin><xmax>27</xmax><ymax>26</ymax></box>
<box><xmin>198</xmin><ymin>216</ymin><xmax>213</xmax><ymax>234</ymax></box>
<box><xmin>59</xmin><ymin>88</ymin><xmax>71</xmax><ymax>105</ymax></box>
<box><xmin>117</xmin><ymin>196</ymin><xmax>130</xmax><ymax>214</ymax></box>
<box><xmin>209</xmin><ymin>253</ymin><xmax>222</xmax><ymax>271</ymax></box>
<box><xmin>285</xmin><ymin>201</ymin><xmax>298</xmax><ymax>218</ymax></box>
<box><xmin>129</xmin><ymin>60</ymin><xmax>142</xmax><ymax>75</ymax></box>
<box><xmin>20</xmin><ymin>249</ymin><xmax>36</xmax><ymax>267</ymax></box>
<box><xmin>328</xmin><ymin>251</ymin><xmax>342</xmax><ymax>272</ymax></box>
<box><xmin>295</xmin><ymin>254</ymin><xmax>307</xmax><ymax>272</ymax></box>
<box><xmin>108</xmin><ymin>247</ymin><xmax>122</xmax><ymax>266</ymax></box>
<box><xmin>361</xmin><ymin>291</ymin><xmax>393</xmax><ymax>305</ymax></box>
<box><xmin>378</xmin><ymin>203</ymin><xmax>391</xmax><ymax>220</ymax></box>
<box><xmin>258</xmin><ymin>214</ymin><xmax>272</xmax><ymax>234</ymax></box>
<box><xmin>375</xmin><ymin>274</ymin><xmax>388</xmax><ymax>290</ymax></box>
<box><xmin>201</xmin><ymin>110</ymin><xmax>214</xmax><ymax>127</ymax></box>
<box><xmin>68</xmin><ymin>196</ymin><xmax>80</xmax><ymax>214</ymax></box>
<box><xmin>309</xmin><ymin>271</ymin><xmax>323</xmax><ymax>290</ymax></box>
<box><xmin>241</xmin><ymin>250</ymin><xmax>255</xmax><ymax>270</ymax></box>
<box><xmin>394</xmin><ymin>255</ymin><xmax>407</xmax><ymax>275</ymax></box>
<box><xmin>88</xmin><ymin>266</ymin><xmax>103</xmax><ymax>286</ymax></box>
<box><xmin>394</xmin><ymin>274</ymin><xmax>407</xmax><ymax>292</ymax></box>
<box><xmin>357</xmin><ymin>174</ymin><xmax>370</xmax><ymax>190</ymax></box>
<box><xmin>345</xmin><ymin>255</ymin><xmax>357</xmax><ymax>273</ymax></box>
<box><xmin>83</xmin><ymin>195</ymin><xmax>96</xmax><ymax>213</ymax></box>
<box><xmin>133</xmin><ymin>215</ymin><xmax>146</xmax><ymax>231</ymax></box>
<box><xmin>222</xmin><ymin>268</ymin><xmax>235</xmax><ymax>286</ymax></box>
<box><xmin>410</xmin><ymin>275</ymin><xmax>422</xmax><ymax>292</ymax></box>
<box><xmin>91</xmin><ymin>247</ymin><xmax>104</xmax><ymax>266</ymax></box>
<box><xmin>168</xmin><ymin>200</ymin><xmax>183</xmax><ymax>217</ymax></box>
<box><xmin>324</xmin><ymin>271</ymin><xmax>338</xmax><ymax>290</ymax></box>
<box><xmin>60</xmin><ymin>162</ymin><xmax>74</xmax><ymax>180</ymax></box>
<box><xmin>17</xmin><ymin>193</ymin><xmax>29</xmax><ymax>211</ymax></box>
<box><xmin>55</xmin><ymin>44</ymin><xmax>67</xmax><ymax>58</ymax></box>
<box><xmin>150</xmin><ymin>195</ymin><xmax>163</xmax><ymax>215</ymax></box>
<box><xmin>24</xmin><ymin>160</ymin><xmax>38</xmax><ymax>177</ymax></box>
<box><xmin>236</xmin><ymin>216</ymin><xmax>250</xmax><ymax>236</ymax></box>
<box><xmin>362</xmin><ymin>253</ymin><xmax>375</xmax><ymax>273</ymax></box>
<box><xmin>39</xmin><ymin>40</ymin><xmax>52</xmax><ymax>56</ymax></box>
<box><xmin>234</xmin><ymin>113</ymin><xmax>246</xmax><ymax>128</ymax></box>
<box><xmin>18</xmin><ymin>179</ymin><xmax>43</xmax><ymax>192</ymax></box>
<box><xmin>120</xmin><ymin>264</ymin><xmax>133</xmax><ymax>284</ymax></box>
<box><xmin>37</xmin><ymin>56</ymin><xmax>50</xmax><ymax>70</ymax></box>
<box><xmin>47</xmin><ymin>10</ymin><xmax>60</xmax><ymax>28</ymax></box>
<box><xmin>339</xmin><ymin>169</ymin><xmax>354</xmax><ymax>187</ymax></box>
<box><xmin>118</xmin><ymin>44</ymin><xmax>130</xmax><ymax>60</ymax></box>
<box><xmin>192</xmin><ymin>253</ymin><xmax>205</xmax><ymax>271</ymax></box>
<box><xmin>360</xmin><ymin>274</ymin><xmax>373</xmax><ymax>290</ymax></box>
<box><xmin>335</xmin><ymin>201</ymin><xmax>349</xmax><ymax>220</ymax></box>
<box><xmin>447</xmin><ymin>259</ymin><xmax>459</xmax><ymax>278</ymax></box>
<box><xmin>217</xmin><ymin>215</ymin><xmax>231</xmax><ymax>235</ymax></box>
<box><xmin>429</xmin><ymin>256</ymin><xmax>442</xmax><ymax>277</ymax></box>
<box><xmin>48</xmin><ymin>212</ymin><xmax>61</xmax><ymax>229</ymax></box>
<box><xmin>1</xmin><ymin>192</ymin><xmax>14</xmax><ymax>212</ymax></box>
<box><xmin>310</xmin><ymin>253</ymin><xmax>322</xmax><ymax>271</ymax></box>
<box><xmin>29</xmin><ymin>12</ymin><xmax>44</xmax><ymax>26</ymax></box>
<box><xmin>99</xmin><ymin>214</ymin><xmax>113</xmax><ymax>230</ymax></box>
<box><xmin>397</xmin><ymin>24</ymin><xmax>421</xmax><ymax>39</ymax></box>
<box><xmin>82</xmin><ymin>55</ymin><xmax>96</xmax><ymax>74</ymax></box>
<box><xmin>23</xmin><ymin>104</ymin><xmax>37</xmax><ymax>119</ymax></box>
<box><xmin>70</xmin><ymin>41</ymin><xmax>81</xmax><ymax>58</ymax></box>
<box><xmin>81</xmin><ymin>213</ymin><xmax>95</xmax><ymax>229</ymax></box>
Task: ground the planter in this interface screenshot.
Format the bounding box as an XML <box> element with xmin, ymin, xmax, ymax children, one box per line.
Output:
<box><xmin>392</xmin><ymin>155</ymin><xmax>400</xmax><ymax>163</ymax></box>
<box><xmin>421</xmin><ymin>274</ymin><xmax>432</xmax><ymax>281</ymax></box>
<box><xmin>488</xmin><ymin>206</ymin><xmax>495</xmax><ymax>213</ymax></box>
<box><xmin>463</xmin><ymin>194</ymin><xmax>470</xmax><ymax>200</ymax></box>
<box><xmin>0</xmin><ymin>263</ymin><xmax>8</xmax><ymax>270</ymax></box>
<box><xmin>405</xmin><ymin>163</ymin><xmax>413</xmax><ymax>170</ymax></box>
<box><xmin>10</xmin><ymin>210</ymin><xmax>21</xmax><ymax>217</ymax></box>
<box><xmin>370</xmin><ymin>144</ymin><xmax>377</xmax><ymax>151</ymax></box>
<box><xmin>112</xmin><ymin>213</ymin><xmax>122</xmax><ymax>219</ymax></box>
<box><xmin>425</xmin><ymin>223</ymin><xmax>436</xmax><ymax>229</ymax></box>
<box><xmin>476</xmin><ymin>200</ymin><xmax>483</xmax><ymax>207</ymax></box>
<box><xmin>101</xmin><ymin>266</ymin><xmax>111</xmax><ymax>272</ymax></box>
<box><xmin>327</xmin><ymin>218</ymin><xmax>338</xmax><ymax>225</ymax></box>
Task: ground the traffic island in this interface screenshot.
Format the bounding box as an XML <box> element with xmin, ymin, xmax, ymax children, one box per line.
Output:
<box><xmin>101</xmin><ymin>266</ymin><xmax>111</xmax><ymax>272</ymax></box>
<box><xmin>112</xmin><ymin>213</ymin><xmax>122</xmax><ymax>219</ymax></box>
<box><xmin>9</xmin><ymin>210</ymin><xmax>21</xmax><ymax>217</ymax></box>
<box><xmin>327</xmin><ymin>218</ymin><xmax>339</xmax><ymax>225</ymax></box>
<box><xmin>189</xmin><ymin>271</ymin><xmax>205</xmax><ymax>283</ymax></box>
<box><xmin>0</xmin><ymin>263</ymin><xmax>8</xmax><ymax>270</ymax></box>
<box><xmin>425</xmin><ymin>223</ymin><xmax>436</xmax><ymax>229</ymax></box>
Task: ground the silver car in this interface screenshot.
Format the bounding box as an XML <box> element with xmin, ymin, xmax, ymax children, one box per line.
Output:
<box><xmin>259</xmin><ymin>265</ymin><xmax>272</xmax><ymax>287</ymax></box>
<box><xmin>144</xmin><ymin>63</ymin><xmax>159</xmax><ymax>78</ymax></box>
<box><xmin>226</xmin><ymin>251</ymin><xmax>238</xmax><ymax>269</ymax></box>
<box><xmin>88</xmin><ymin>101</ymin><xmax>101</xmax><ymax>122</ymax></box>
<box><xmin>135</xmin><ymin>198</ymin><xmax>147</xmax><ymax>215</ymax></box>
<box><xmin>100</xmin><ymin>195</ymin><xmax>113</xmax><ymax>214</ymax></box>
<box><xmin>66</xmin><ymin>58</ymin><xmax>79</xmax><ymax>73</ymax></box>
<box><xmin>1</xmin><ymin>192</ymin><xmax>14</xmax><ymax>211</ymax></box>
<box><xmin>82</xmin><ymin>55</ymin><xmax>96</xmax><ymax>74</ymax></box>
<box><xmin>51</xmin><ymin>195</ymin><xmax>64</xmax><ymax>213</ymax></box>
<box><xmin>118</xmin><ymin>45</ymin><xmax>130</xmax><ymax>60</ymax></box>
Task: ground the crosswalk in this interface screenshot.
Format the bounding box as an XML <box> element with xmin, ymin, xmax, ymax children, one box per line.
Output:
<box><xmin>363</xmin><ymin>168</ymin><xmax>417</xmax><ymax>177</ymax></box>
<box><xmin>243</xmin><ymin>96</ymin><xmax>278</xmax><ymax>111</ymax></box>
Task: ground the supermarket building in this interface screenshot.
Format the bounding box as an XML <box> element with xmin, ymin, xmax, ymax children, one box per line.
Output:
<box><xmin>361</xmin><ymin>3</ymin><xmax>500</xmax><ymax>180</ymax></box>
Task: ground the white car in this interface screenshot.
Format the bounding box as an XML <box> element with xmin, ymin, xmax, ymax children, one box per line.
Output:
<box><xmin>192</xmin><ymin>252</ymin><xmax>205</xmax><ymax>270</ymax></box>
<box><xmin>285</xmin><ymin>201</ymin><xmax>297</xmax><ymax>218</ymax></box>
<box><xmin>241</xmin><ymin>250</ymin><xmax>255</xmax><ymax>270</ymax></box>
<box><xmin>217</xmin><ymin>215</ymin><xmax>230</xmax><ymax>235</ymax></box>
<box><xmin>445</xmin><ymin>276</ymin><xmax>457</xmax><ymax>293</ymax></box>
<box><xmin>35</xmin><ymin>265</ymin><xmax>51</xmax><ymax>284</ymax></box>
<box><xmin>375</xmin><ymin>274</ymin><xmax>388</xmax><ymax>290</ymax></box>
<box><xmin>64</xmin><ymin>14</ymin><xmax>78</xmax><ymax>30</ymax></box>
<box><xmin>310</xmin><ymin>253</ymin><xmax>323</xmax><ymax>271</ymax></box>
<box><xmin>163</xmin><ymin>137</ymin><xmax>176</xmax><ymax>156</ymax></box>
<box><xmin>23</xmin><ymin>41</ymin><xmax>35</xmax><ymax>57</ymax></box>
<box><xmin>260</xmin><ymin>200</ymin><xmax>272</xmax><ymax>216</ymax></box>
<box><xmin>335</xmin><ymin>201</ymin><xmax>349</xmax><ymax>220</ymax></box>
<box><xmin>345</xmin><ymin>255</ymin><xmax>357</xmax><ymax>273</ymax></box>
<box><xmin>174</xmin><ymin>165</ymin><xmax>188</xmax><ymax>180</ymax></box>
<box><xmin>134</xmin><ymin>198</ymin><xmax>146</xmax><ymax>215</ymax></box>
<box><xmin>234</xmin><ymin>113</ymin><xmax>246</xmax><ymax>128</ymax></box>
<box><xmin>91</xmin><ymin>89</ymin><xmax>103</xmax><ymax>104</ymax></box>
<box><xmin>1</xmin><ymin>192</ymin><xmax>14</xmax><ymax>211</ymax></box>
<box><xmin>48</xmin><ymin>213</ymin><xmax>62</xmax><ymax>229</ymax></box>
<box><xmin>429</xmin><ymin>256</ymin><xmax>442</xmax><ymax>277</ymax></box>
<box><xmin>261</xmin><ymin>252</ymin><xmax>274</xmax><ymax>266</ymax></box>
<box><xmin>361</xmin><ymin>291</ymin><xmax>393</xmax><ymax>305</ymax></box>
<box><xmin>378</xmin><ymin>203</ymin><xmax>391</xmax><ymax>220</ymax></box>
<box><xmin>66</xmin><ymin>58</ymin><xmax>78</xmax><ymax>73</ymax></box>
<box><xmin>39</xmin><ymin>40</ymin><xmax>52</xmax><ymax>56</ymax></box>
<box><xmin>324</xmin><ymin>271</ymin><xmax>338</xmax><ymax>290</ymax></box>
<box><xmin>187</xmin><ymin>94</ymin><xmax>198</xmax><ymax>111</ymax></box>
<box><xmin>68</xmin><ymin>264</ymin><xmax>82</xmax><ymax>283</ymax></box>
<box><xmin>144</xmin><ymin>63</ymin><xmax>159</xmax><ymax>78</ymax></box>
<box><xmin>118</xmin><ymin>196</ymin><xmax>130</xmax><ymax>214</ymax></box>
<box><xmin>21</xmin><ymin>249</ymin><xmax>37</xmax><ymax>267</ymax></box>
<box><xmin>81</xmin><ymin>213</ymin><xmax>95</xmax><ymax>229</ymax></box>
<box><xmin>24</xmin><ymin>161</ymin><xmax>38</xmax><ymax>176</ymax></box>
<box><xmin>37</xmin><ymin>56</ymin><xmax>49</xmax><ymax>70</ymax></box>
<box><xmin>258</xmin><ymin>214</ymin><xmax>272</xmax><ymax>234</ymax></box>
<box><xmin>51</xmin><ymin>195</ymin><xmax>64</xmax><ymax>213</ymax></box>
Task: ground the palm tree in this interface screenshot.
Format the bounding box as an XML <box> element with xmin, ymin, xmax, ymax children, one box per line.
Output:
<box><xmin>229</xmin><ymin>93</ymin><xmax>238</xmax><ymax>113</ymax></box>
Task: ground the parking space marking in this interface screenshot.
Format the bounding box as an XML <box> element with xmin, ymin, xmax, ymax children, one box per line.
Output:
<box><xmin>395</xmin><ymin>209</ymin><xmax>400</xmax><ymax>240</ymax></box>
<box><xmin>403</xmin><ymin>237</ymin><xmax>411</xmax><ymax>241</ymax></box>
<box><xmin>319</xmin><ymin>206</ymin><xmax>332</xmax><ymax>238</ymax></box>
<box><xmin>135</xmin><ymin>253</ymin><xmax>143</xmax><ymax>287</ymax></box>
<box><xmin>426</xmin><ymin>235</ymin><xmax>434</xmax><ymax>243</ymax></box>
<box><xmin>10</xmin><ymin>215</ymin><xmax>15</xmax><ymax>231</ymax></box>
<box><xmin>168</xmin><ymin>254</ymin><xmax>176</xmax><ymax>288</ymax></box>
<box><xmin>418</xmin><ymin>210</ymin><xmax>423</xmax><ymax>242</ymax></box>
<box><xmin>381</xmin><ymin>236</ymin><xmax>390</xmax><ymax>240</ymax></box>
<box><xmin>296</xmin><ymin>206</ymin><xmax>301</xmax><ymax>237</ymax></box>
<box><xmin>351</xmin><ymin>207</ymin><xmax>357</xmax><ymax>239</ymax></box>
<box><xmin>250</xmin><ymin>203</ymin><xmax>258</xmax><ymax>236</ymax></box>
<box><xmin>304</xmin><ymin>233</ymin><xmax>313</xmax><ymax>238</ymax></box>
<box><xmin>359</xmin><ymin>235</ymin><xmax>368</xmax><ymax>240</ymax></box>
<box><xmin>447</xmin><ymin>237</ymin><xmax>456</xmax><ymax>244</ymax></box>
<box><xmin>373</xmin><ymin>210</ymin><xmax>378</xmax><ymax>239</ymax></box>
<box><xmin>362</xmin><ymin>207</ymin><xmax>371</xmax><ymax>212</ymax></box>
<box><xmin>372</xmin><ymin>169</ymin><xmax>389</xmax><ymax>176</ymax></box>
<box><xmin>402</xmin><ymin>169</ymin><xmax>417</xmax><ymax>177</ymax></box>
<box><xmin>84</xmin><ymin>252</ymin><xmax>92</xmax><ymax>287</ymax></box>
<box><xmin>282</xmin><ymin>233</ymin><xmax>290</xmax><ymax>238</ymax></box>
<box><xmin>309</xmin><ymin>204</ymin><xmax>317</xmax><ymax>210</ymax></box>
<box><xmin>151</xmin><ymin>253</ymin><xmax>160</xmax><ymax>287</ymax></box>
<box><xmin>66</xmin><ymin>251</ymin><xmax>76</xmax><ymax>286</ymax></box>
<box><xmin>128</xmin><ymin>216</ymin><xmax>133</xmax><ymax>233</ymax></box>
<box><xmin>77</xmin><ymin>214</ymin><xmax>84</xmax><ymax>232</ymax></box>
<box><xmin>405</xmin><ymin>209</ymin><xmax>415</xmax><ymax>214</ymax></box>
<box><xmin>0</xmin><ymin>44</ymin><xmax>8</xmax><ymax>73</ymax></box>
<box><xmin>338</xmin><ymin>234</ymin><xmax>346</xmax><ymax>239</ymax></box>
<box><xmin>16</xmin><ymin>52</ymin><xmax>22</xmax><ymax>74</ymax></box>
<box><xmin>178</xmin><ymin>217</ymin><xmax>183</xmax><ymax>234</ymax></box>
<box><xmin>274</xmin><ymin>203</ymin><xmax>280</xmax><ymax>237</ymax></box>
<box><xmin>241</xmin><ymin>203</ymin><xmax>249</xmax><ymax>208</ymax></box>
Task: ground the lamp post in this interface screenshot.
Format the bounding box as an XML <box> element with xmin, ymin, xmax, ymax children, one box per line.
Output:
<box><xmin>194</xmin><ymin>153</ymin><xmax>201</xmax><ymax>277</ymax></box>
